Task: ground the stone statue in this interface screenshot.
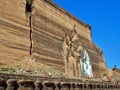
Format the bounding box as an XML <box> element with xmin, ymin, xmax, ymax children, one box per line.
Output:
<box><xmin>63</xmin><ymin>29</ymin><xmax>84</xmax><ymax>77</ymax></box>
<box><xmin>81</xmin><ymin>50</ymin><xmax>93</xmax><ymax>78</ymax></box>
<box><xmin>63</xmin><ymin>32</ymin><xmax>78</xmax><ymax>76</ymax></box>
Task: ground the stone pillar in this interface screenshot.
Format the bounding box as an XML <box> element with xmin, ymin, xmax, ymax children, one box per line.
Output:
<box><xmin>18</xmin><ymin>80</ymin><xmax>35</xmax><ymax>90</ymax></box>
<box><xmin>118</xmin><ymin>84</ymin><xmax>120</xmax><ymax>90</ymax></box>
<box><xmin>99</xmin><ymin>84</ymin><xmax>101</xmax><ymax>90</ymax></box>
<box><xmin>85</xmin><ymin>83</ymin><xmax>92</xmax><ymax>90</ymax></box>
<box><xmin>85</xmin><ymin>84</ymin><xmax>89</xmax><ymax>90</ymax></box>
<box><xmin>42</xmin><ymin>82</ymin><xmax>55</xmax><ymax>90</ymax></box>
<box><xmin>109</xmin><ymin>84</ymin><xmax>111</xmax><ymax>89</ymax></box>
<box><xmin>0</xmin><ymin>79</ymin><xmax>7</xmax><ymax>90</ymax></box>
<box><xmin>99</xmin><ymin>84</ymin><xmax>103</xmax><ymax>90</ymax></box>
<box><xmin>94</xmin><ymin>84</ymin><xmax>97</xmax><ymax>90</ymax></box>
<box><xmin>104</xmin><ymin>84</ymin><xmax>108</xmax><ymax>90</ymax></box>
<box><xmin>115</xmin><ymin>85</ymin><xmax>117</xmax><ymax>90</ymax></box>
<box><xmin>6</xmin><ymin>79</ymin><xmax>18</xmax><ymax>90</ymax></box>
<box><xmin>82</xmin><ymin>84</ymin><xmax>86</xmax><ymax>90</ymax></box>
<box><xmin>91</xmin><ymin>84</ymin><xmax>95</xmax><ymax>90</ymax></box>
<box><xmin>34</xmin><ymin>81</ymin><xmax>43</xmax><ymax>90</ymax></box>
<box><xmin>110</xmin><ymin>84</ymin><xmax>114</xmax><ymax>90</ymax></box>
<box><xmin>112</xmin><ymin>84</ymin><xmax>116</xmax><ymax>90</ymax></box>
<box><xmin>74</xmin><ymin>83</ymin><xmax>81</xmax><ymax>90</ymax></box>
<box><xmin>70</xmin><ymin>83</ymin><xmax>75</xmax><ymax>90</ymax></box>
<box><xmin>101</xmin><ymin>83</ymin><xmax>105</xmax><ymax>90</ymax></box>
<box><xmin>116</xmin><ymin>84</ymin><xmax>120</xmax><ymax>90</ymax></box>
<box><xmin>96</xmin><ymin>84</ymin><xmax>100</xmax><ymax>90</ymax></box>
<box><xmin>61</xmin><ymin>82</ymin><xmax>70</xmax><ymax>90</ymax></box>
<box><xmin>80</xmin><ymin>84</ymin><xmax>83</xmax><ymax>90</ymax></box>
<box><xmin>88</xmin><ymin>84</ymin><xmax>92</xmax><ymax>90</ymax></box>
<box><xmin>114</xmin><ymin>84</ymin><xmax>117</xmax><ymax>90</ymax></box>
<box><xmin>107</xmin><ymin>84</ymin><xmax>110</xmax><ymax>90</ymax></box>
<box><xmin>55</xmin><ymin>82</ymin><xmax>61</xmax><ymax>90</ymax></box>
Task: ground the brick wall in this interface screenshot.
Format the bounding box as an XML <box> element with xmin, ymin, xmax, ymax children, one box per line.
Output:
<box><xmin>0</xmin><ymin>0</ymin><xmax>106</xmax><ymax>75</ymax></box>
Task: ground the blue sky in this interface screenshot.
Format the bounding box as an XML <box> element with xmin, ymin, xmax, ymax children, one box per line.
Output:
<box><xmin>53</xmin><ymin>0</ymin><xmax>120</xmax><ymax>69</ymax></box>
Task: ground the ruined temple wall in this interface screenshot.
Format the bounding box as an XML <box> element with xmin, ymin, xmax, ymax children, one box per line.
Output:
<box><xmin>32</xmin><ymin>0</ymin><xmax>92</xmax><ymax>70</ymax></box>
<box><xmin>0</xmin><ymin>0</ymin><xmax>106</xmax><ymax>75</ymax></box>
<box><xmin>33</xmin><ymin>0</ymin><xmax>106</xmax><ymax>73</ymax></box>
<box><xmin>0</xmin><ymin>0</ymin><xmax>30</xmax><ymax>67</ymax></box>
<box><xmin>0</xmin><ymin>0</ymin><xmax>93</xmax><ymax>70</ymax></box>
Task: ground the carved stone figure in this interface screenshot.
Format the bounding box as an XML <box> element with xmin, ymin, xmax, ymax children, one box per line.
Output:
<box><xmin>63</xmin><ymin>29</ymin><xmax>84</xmax><ymax>77</ymax></box>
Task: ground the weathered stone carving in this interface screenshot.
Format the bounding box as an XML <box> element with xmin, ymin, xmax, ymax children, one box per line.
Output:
<box><xmin>63</xmin><ymin>29</ymin><xmax>94</xmax><ymax>78</ymax></box>
<box><xmin>63</xmin><ymin>29</ymin><xmax>83</xmax><ymax>77</ymax></box>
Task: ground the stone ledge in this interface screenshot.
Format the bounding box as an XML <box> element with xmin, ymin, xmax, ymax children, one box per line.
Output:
<box><xmin>0</xmin><ymin>73</ymin><xmax>120</xmax><ymax>90</ymax></box>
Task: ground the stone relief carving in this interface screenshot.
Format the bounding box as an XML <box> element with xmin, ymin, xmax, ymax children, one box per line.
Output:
<box><xmin>63</xmin><ymin>29</ymin><xmax>93</xmax><ymax>78</ymax></box>
<box><xmin>63</xmin><ymin>29</ymin><xmax>83</xmax><ymax>77</ymax></box>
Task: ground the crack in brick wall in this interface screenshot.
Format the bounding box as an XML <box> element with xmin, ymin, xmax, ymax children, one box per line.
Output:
<box><xmin>26</xmin><ymin>0</ymin><xmax>33</xmax><ymax>57</ymax></box>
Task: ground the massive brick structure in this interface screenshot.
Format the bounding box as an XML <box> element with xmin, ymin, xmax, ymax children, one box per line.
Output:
<box><xmin>0</xmin><ymin>0</ymin><xmax>106</xmax><ymax>77</ymax></box>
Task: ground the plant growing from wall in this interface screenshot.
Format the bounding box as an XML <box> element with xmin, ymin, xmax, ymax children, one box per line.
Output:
<box><xmin>25</xmin><ymin>0</ymin><xmax>34</xmax><ymax>58</ymax></box>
